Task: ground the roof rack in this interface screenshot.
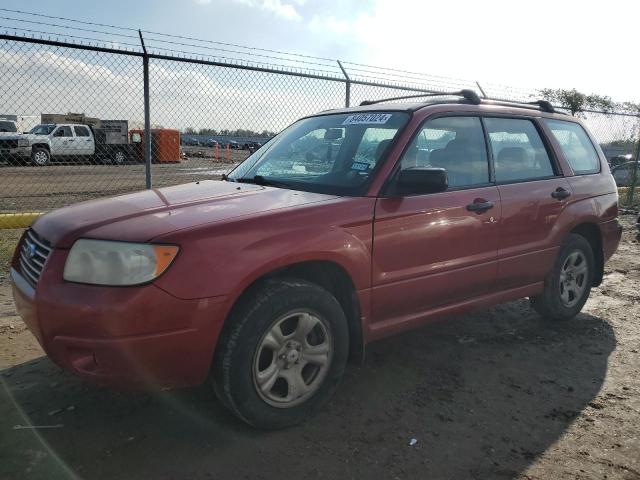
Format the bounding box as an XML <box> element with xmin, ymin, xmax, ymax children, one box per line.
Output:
<box><xmin>481</xmin><ymin>98</ymin><xmax>557</xmax><ymax>113</ymax></box>
<box><xmin>359</xmin><ymin>89</ymin><xmax>481</xmax><ymax>106</ymax></box>
<box><xmin>359</xmin><ymin>89</ymin><xmax>560</xmax><ymax>114</ymax></box>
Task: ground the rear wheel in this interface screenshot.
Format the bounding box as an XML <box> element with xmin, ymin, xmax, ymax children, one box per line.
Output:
<box><xmin>113</xmin><ymin>150</ymin><xmax>126</xmax><ymax>165</ymax></box>
<box><xmin>213</xmin><ymin>279</ymin><xmax>349</xmax><ymax>429</ymax></box>
<box><xmin>530</xmin><ymin>234</ymin><xmax>594</xmax><ymax>320</ymax></box>
<box><xmin>30</xmin><ymin>147</ymin><xmax>50</xmax><ymax>166</ymax></box>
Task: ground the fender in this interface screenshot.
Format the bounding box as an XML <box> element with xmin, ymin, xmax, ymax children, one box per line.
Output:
<box><xmin>152</xmin><ymin>197</ymin><xmax>375</xmax><ymax>300</ymax></box>
<box><xmin>549</xmin><ymin>192</ymin><xmax>618</xmax><ymax>245</ymax></box>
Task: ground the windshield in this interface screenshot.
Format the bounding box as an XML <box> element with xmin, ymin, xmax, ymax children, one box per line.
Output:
<box><xmin>29</xmin><ymin>124</ymin><xmax>56</xmax><ymax>135</ymax></box>
<box><xmin>228</xmin><ymin>112</ymin><xmax>410</xmax><ymax>195</ymax></box>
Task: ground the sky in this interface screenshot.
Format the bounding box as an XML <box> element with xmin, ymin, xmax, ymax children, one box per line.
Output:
<box><xmin>2</xmin><ymin>0</ymin><xmax>639</xmax><ymax>103</ymax></box>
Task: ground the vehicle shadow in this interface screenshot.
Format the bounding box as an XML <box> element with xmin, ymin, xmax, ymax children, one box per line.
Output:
<box><xmin>0</xmin><ymin>299</ymin><xmax>614</xmax><ymax>479</ymax></box>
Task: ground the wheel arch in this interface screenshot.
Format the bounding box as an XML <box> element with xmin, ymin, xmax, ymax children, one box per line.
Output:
<box><xmin>31</xmin><ymin>143</ymin><xmax>50</xmax><ymax>151</ymax></box>
<box><xmin>570</xmin><ymin>222</ymin><xmax>604</xmax><ymax>286</ymax></box>
<box><xmin>217</xmin><ymin>259</ymin><xmax>365</xmax><ymax>366</ymax></box>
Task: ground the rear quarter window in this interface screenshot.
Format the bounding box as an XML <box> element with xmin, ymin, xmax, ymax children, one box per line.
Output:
<box><xmin>544</xmin><ymin>119</ymin><xmax>601</xmax><ymax>174</ymax></box>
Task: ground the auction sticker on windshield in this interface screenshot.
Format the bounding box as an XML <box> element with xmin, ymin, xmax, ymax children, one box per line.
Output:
<box><xmin>342</xmin><ymin>113</ymin><xmax>392</xmax><ymax>125</ymax></box>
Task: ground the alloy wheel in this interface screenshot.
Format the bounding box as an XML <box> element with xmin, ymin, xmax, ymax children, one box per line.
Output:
<box><xmin>33</xmin><ymin>150</ymin><xmax>49</xmax><ymax>165</ymax></box>
<box><xmin>253</xmin><ymin>310</ymin><xmax>333</xmax><ymax>408</ymax></box>
<box><xmin>559</xmin><ymin>251</ymin><xmax>588</xmax><ymax>308</ymax></box>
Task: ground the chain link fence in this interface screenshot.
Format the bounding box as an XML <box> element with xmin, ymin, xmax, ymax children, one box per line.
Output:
<box><xmin>1</xmin><ymin>31</ymin><xmax>639</xmax><ymax>229</ymax></box>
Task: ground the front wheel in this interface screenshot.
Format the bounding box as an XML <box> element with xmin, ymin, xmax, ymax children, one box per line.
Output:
<box><xmin>530</xmin><ymin>234</ymin><xmax>594</xmax><ymax>321</ymax></box>
<box><xmin>30</xmin><ymin>147</ymin><xmax>50</xmax><ymax>166</ymax></box>
<box><xmin>213</xmin><ymin>279</ymin><xmax>349</xmax><ymax>429</ymax></box>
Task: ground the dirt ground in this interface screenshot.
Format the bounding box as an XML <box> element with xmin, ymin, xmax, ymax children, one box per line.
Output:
<box><xmin>0</xmin><ymin>216</ymin><xmax>638</xmax><ymax>480</ymax></box>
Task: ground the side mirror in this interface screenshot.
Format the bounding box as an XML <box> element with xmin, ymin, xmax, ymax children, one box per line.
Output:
<box><xmin>393</xmin><ymin>167</ymin><xmax>448</xmax><ymax>196</ymax></box>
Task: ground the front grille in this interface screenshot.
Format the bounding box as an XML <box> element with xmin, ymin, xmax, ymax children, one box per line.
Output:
<box><xmin>18</xmin><ymin>229</ymin><xmax>52</xmax><ymax>287</ymax></box>
<box><xmin>0</xmin><ymin>139</ymin><xmax>19</xmax><ymax>149</ymax></box>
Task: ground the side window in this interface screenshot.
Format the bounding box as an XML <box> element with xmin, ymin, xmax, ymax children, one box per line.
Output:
<box><xmin>485</xmin><ymin>118</ymin><xmax>555</xmax><ymax>183</ymax></box>
<box><xmin>543</xmin><ymin>119</ymin><xmax>600</xmax><ymax>174</ymax></box>
<box><xmin>400</xmin><ymin>116</ymin><xmax>489</xmax><ymax>188</ymax></box>
<box><xmin>54</xmin><ymin>126</ymin><xmax>73</xmax><ymax>137</ymax></box>
<box><xmin>74</xmin><ymin>126</ymin><xmax>90</xmax><ymax>137</ymax></box>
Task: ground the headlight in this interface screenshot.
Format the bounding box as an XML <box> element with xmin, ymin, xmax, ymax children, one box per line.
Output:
<box><xmin>63</xmin><ymin>239</ymin><xmax>179</xmax><ymax>286</ymax></box>
<box><xmin>17</xmin><ymin>139</ymin><xmax>29</xmax><ymax>147</ymax></box>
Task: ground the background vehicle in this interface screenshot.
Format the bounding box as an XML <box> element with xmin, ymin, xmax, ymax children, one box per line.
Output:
<box><xmin>0</xmin><ymin>113</ymin><xmax>132</xmax><ymax>166</ymax></box>
<box><xmin>611</xmin><ymin>161</ymin><xmax>640</xmax><ymax>186</ymax></box>
<box><xmin>242</xmin><ymin>141</ymin><xmax>262</xmax><ymax>150</ymax></box>
<box><xmin>181</xmin><ymin>136</ymin><xmax>201</xmax><ymax>147</ymax></box>
<box><xmin>11</xmin><ymin>91</ymin><xmax>622</xmax><ymax>429</ymax></box>
<box><xmin>0</xmin><ymin>119</ymin><xmax>17</xmax><ymax>133</ymax></box>
<box><xmin>609</xmin><ymin>153</ymin><xmax>633</xmax><ymax>168</ymax></box>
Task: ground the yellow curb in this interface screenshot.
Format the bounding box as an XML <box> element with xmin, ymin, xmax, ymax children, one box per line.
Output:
<box><xmin>0</xmin><ymin>212</ymin><xmax>43</xmax><ymax>229</ymax></box>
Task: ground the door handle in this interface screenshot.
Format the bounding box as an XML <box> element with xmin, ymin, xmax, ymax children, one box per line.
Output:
<box><xmin>551</xmin><ymin>187</ymin><xmax>571</xmax><ymax>200</ymax></box>
<box><xmin>466</xmin><ymin>200</ymin><xmax>494</xmax><ymax>212</ymax></box>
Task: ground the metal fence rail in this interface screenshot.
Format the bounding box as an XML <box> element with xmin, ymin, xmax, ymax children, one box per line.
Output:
<box><xmin>1</xmin><ymin>29</ymin><xmax>639</xmax><ymax>229</ymax></box>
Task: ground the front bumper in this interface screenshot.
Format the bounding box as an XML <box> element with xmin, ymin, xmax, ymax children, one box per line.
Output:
<box><xmin>10</xmin><ymin>249</ymin><xmax>229</xmax><ymax>389</ymax></box>
<box><xmin>0</xmin><ymin>145</ymin><xmax>30</xmax><ymax>159</ymax></box>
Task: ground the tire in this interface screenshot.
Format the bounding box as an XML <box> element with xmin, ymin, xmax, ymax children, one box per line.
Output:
<box><xmin>213</xmin><ymin>279</ymin><xmax>349</xmax><ymax>429</ymax></box>
<box><xmin>113</xmin><ymin>150</ymin><xmax>126</xmax><ymax>165</ymax></box>
<box><xmin>31</xmin><ymin>147</ymin><xmax>50</xmax><ymax>166</ymax></box>
<box><xmin>530</xmin><ymin>234</ymin><xmax>595</xmax><ymax>321</ymax></box>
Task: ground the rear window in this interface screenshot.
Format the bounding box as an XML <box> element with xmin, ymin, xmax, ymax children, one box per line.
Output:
<box><xmin>74</xmin><ymin>126</ymin><xmax>91</xmax><ymax>137</ymax></box>
<box><xmin>484</xmin><ymin>118</ymin><xmax>555</xmax><ymax>183</ymax></box>
<box><xmin>544</xmin><ymin>120</ymin><xmax>601</xmax><ymax>174</ymax></box>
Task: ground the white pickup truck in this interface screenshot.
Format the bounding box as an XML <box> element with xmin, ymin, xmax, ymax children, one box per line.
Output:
<box><xmin>0</xmin><ymin>122</ymin><xmax>130</xmax><ymax>166</ymax></box>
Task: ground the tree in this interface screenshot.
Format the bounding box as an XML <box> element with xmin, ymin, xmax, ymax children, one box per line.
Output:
<box><xmin>619</xmin><ymin>102</ymin><xmax>640</xmax><ymax>115</ymax></box>
<box><xmin>539</xmin><ymin>88</ymin><xmax>615</xmax><ymax>116</ymax></box>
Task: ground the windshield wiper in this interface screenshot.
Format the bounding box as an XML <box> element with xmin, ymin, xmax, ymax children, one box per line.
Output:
<box><xmin>236</xmin><ymin>175</ymin><xmax>291</xmax><ymax>188</ymax></box>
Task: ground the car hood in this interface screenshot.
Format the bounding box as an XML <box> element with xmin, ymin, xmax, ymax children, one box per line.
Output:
<box><xmin>0</xmin><ymin>132</ymin><xmax>24</xmax><ymax>139</ymax></box>
<box><xmin>0</xmin><ymin>133</ymin><xmax>43</xmax><ymax>141</ymax></box>
<box><xmin>33</xmin><ymin>180</ymin><xmax>339</xmax><ymax>248</ymax></box>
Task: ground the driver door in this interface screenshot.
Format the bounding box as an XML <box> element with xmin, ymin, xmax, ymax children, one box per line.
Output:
<box><xmin>370</xmin><ymin>115</ymin><xmax>500</xmax><ymax>333</ymax></box>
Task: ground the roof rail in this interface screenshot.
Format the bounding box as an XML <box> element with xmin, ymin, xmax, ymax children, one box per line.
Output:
<box><xmin>358</xmin><ymin>89</ymin><xmax>561</xmax><ymax>114</ymax></box>
<box><xmin>479</xmin><ymin>98</ymin><xmax>558</xmax><ymax>114</ymax></box>
<box><xmin>359</xmin><ymin>89</ymin><xmax>481</xmax><ymax>106</ymax></box>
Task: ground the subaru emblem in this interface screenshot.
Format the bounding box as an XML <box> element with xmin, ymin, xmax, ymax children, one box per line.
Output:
<box><xmin>27</xmin><ymin>241</ymin><xmax>37</xmax><ymax>259</ymax></box>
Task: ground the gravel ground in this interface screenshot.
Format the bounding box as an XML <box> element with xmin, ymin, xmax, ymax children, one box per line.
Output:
<box><xmin>0</xmin><ymin>147</ymin><xmax>245</xmax><ymax>214</ymax></box>
<box><xmin>0</xmin><ymin>215</ymin><xmax>638</xmax><ymax>480</ymax></box>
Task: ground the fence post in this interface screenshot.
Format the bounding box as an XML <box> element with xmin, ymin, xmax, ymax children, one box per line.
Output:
<box><xmin>337</xmin><ymin>60</ymin><xmax>350</xmax><ymax>107</ymax></box>
<box><xmin>139</xmin><ymin>30</ymin><xmax>152</xmax><ymax>189</ymax></box>
<box><xmin>626</xmin><ymin>128</ymin><xmax>640</xmax><ymax>206</ymax></box>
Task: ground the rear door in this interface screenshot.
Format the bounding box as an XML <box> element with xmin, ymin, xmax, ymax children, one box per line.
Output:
<box><xmin>73</xmin><ymin>125</ymin><xmax>94</xmax><ymax>155</ymax></box>
<box><xmin>371</xmin><ymin>115</ymin><xmax>500</xmax><ymax>331</ymax></box>
<box><xmin>484</xmin><ymin>116</ymin><xmax>571</xmax><ymax>290</ymax></box>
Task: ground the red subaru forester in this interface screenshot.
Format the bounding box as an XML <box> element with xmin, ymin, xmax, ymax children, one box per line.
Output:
<box><xmin>11</xmin><ymin>91</ymin><xmax>622</xmax><ymax>428</ymax></box>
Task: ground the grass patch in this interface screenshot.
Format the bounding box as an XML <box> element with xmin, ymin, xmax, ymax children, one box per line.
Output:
<box><xmin>0</xmin><ymin>229</ymin><xmax>24</xmax><ymax>275</ymax></box>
